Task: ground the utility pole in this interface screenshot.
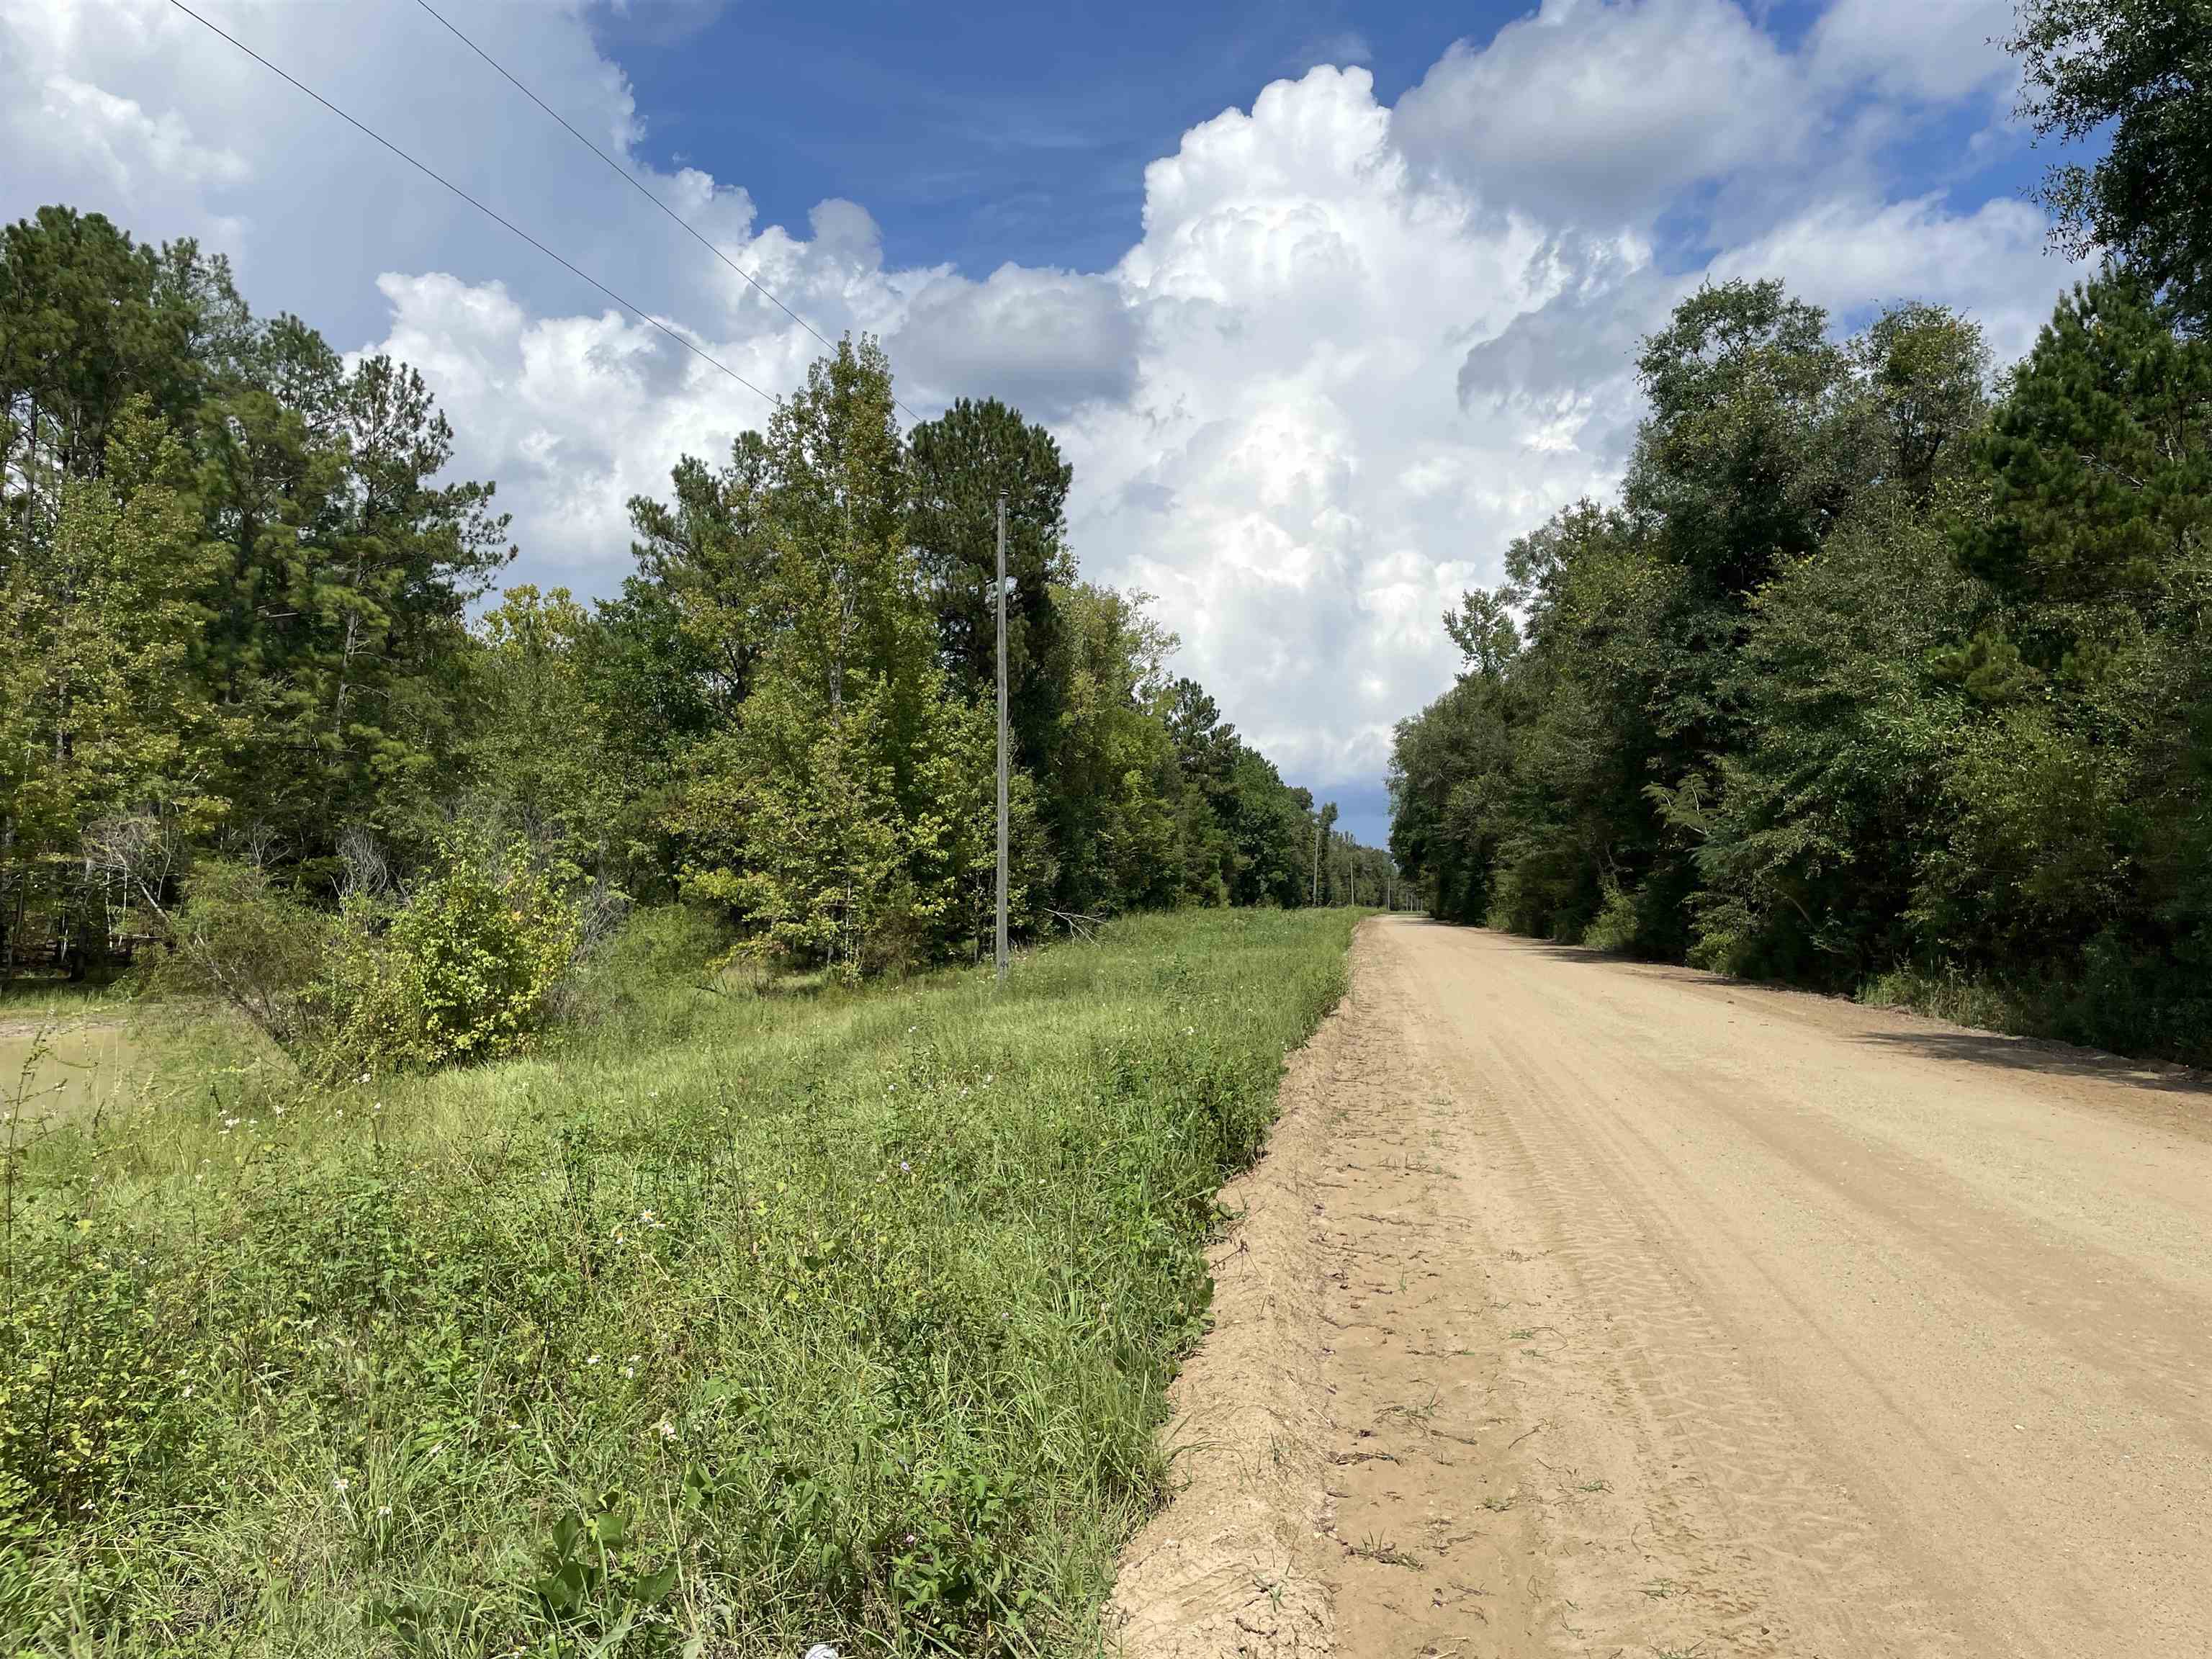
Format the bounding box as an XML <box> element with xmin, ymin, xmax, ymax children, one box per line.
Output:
<box><xmin>994</xmin><ymin>495</ymin><xmax>1010</xmax><ymax>984</ymax></box>
<box><xmin>1310</xmin><ymin>819</ymin><xmax>1321</xmax><ymax>907</ymax></box>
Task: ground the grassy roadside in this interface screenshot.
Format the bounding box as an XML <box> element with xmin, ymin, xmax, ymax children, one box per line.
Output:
<box><xmin>0</xmin><ymin>907</ymin><xmax>1357</xmax><ymax>1657</ymax></box>
<box><xmin>1855</xmin><ymin>961</ymin><xmax>2212</xmax><ymax>1069</ymax></box>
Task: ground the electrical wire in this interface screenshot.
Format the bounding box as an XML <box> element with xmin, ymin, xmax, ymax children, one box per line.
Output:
<box><xmin>163</xmin><ymin>0</ymin><xmax>778</xmax><ymax>408</ymax></box>
<box><xmin>407</xmin><ymin>0</ymin><xmax>921</xmax><ymax>425</ymax></box>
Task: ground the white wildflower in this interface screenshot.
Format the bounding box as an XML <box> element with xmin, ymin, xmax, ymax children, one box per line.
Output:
<box><xmin>657</xmin><ymin>1419</ymin><xmax>676</xmax><ymax>1439</ymax></box>
<box><xmin>332</xmin><ymin>1477</ymin><xmax>350</xmax><ymax>1494</ymax></box>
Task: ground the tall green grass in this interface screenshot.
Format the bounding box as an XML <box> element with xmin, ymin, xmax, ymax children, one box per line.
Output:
<box><xmin>1858</xmin><ymin>948</ymin><xmax>2212</xmax><ymax>1068</ymax></box>
<box><xmin>0</xmin><ymin>907</ymin><xmax>1355</xmax><ymax>1656</ymax></box>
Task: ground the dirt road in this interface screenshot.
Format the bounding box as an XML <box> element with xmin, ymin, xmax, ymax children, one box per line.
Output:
<box><xmin>1114</xmin><ymin>917</ymin><xmax>2212</xmax><ymax>1658</ymax></box>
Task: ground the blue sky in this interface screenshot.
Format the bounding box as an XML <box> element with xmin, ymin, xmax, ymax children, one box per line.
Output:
<box><xmin>593</xmin><ymin>0</ymin><xmax>1506</xmax><ymax>275</ymax></box>
<box><xmin>593</xmin><ymin>0</ymin><xmax>2049</xmax><ymax>283</ymax></box>
<box><xmin>1</xmin><ymin>0</ymin><xmax>2084</xmax><ymax>848</ymax></box>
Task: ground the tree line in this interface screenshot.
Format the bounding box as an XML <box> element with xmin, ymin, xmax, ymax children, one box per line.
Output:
<box><xmin>0</xmin><ymin>202</ymin><xmax>1386</xmax><ymax>1028</ymax></box>
<box><xmin>1390</xmin><ymin>0</ymin><xmax>2212</xmax><ymax>1064</ymax></box>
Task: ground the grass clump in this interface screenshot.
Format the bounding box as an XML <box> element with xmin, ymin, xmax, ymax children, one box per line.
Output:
<box><xmin>0</xmin><ymin>904</ymin><xmax>1355</xmax><ymax>1656</ymax></box>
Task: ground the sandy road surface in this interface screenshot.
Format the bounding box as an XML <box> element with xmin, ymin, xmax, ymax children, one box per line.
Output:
<box><xmin>1115</xmin><ymin>917</ymin><xmax>2212</xmax><ymax>1658</ymax></box>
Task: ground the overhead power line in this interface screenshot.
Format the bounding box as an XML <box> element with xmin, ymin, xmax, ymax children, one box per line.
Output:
<box><xmin>410</xmin><ymin>0</ymin><xmax>824</xmax><ymax>343</ymax></box>
<box><xmin>406</xmin><ymin>0</ymin><xmax>920</xmax><ymax>426</ymax></box>
<box><xmin>163</xmin><ymin>0</ymin><xmax>777</xmax><ymax>407</ymax></box>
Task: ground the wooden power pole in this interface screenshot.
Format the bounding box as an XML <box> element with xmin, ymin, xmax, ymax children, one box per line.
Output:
<box><xmin>995</xmin><ymin>495</ymin><xmax>1010</xmax><ymax>984</ymax></box>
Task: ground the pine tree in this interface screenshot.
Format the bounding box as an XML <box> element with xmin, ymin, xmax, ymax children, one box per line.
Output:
<box><xmin>0</xmin><ymin>405</ymin><xmax>228</xmax><ymax>975</ymax></box>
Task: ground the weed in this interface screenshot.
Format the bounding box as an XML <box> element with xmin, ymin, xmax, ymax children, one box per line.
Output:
<box><xmin>1377</xmin><ymin>1390</ymin><xmax>1442</xmax><ymax>1426</ymax></box>
<box><xmin>0</xmin><ymin>905</ymin><xmax>1357</xmax><ymax>1655</ymax></box>
<box><xmin>1344</xmin><ymin>1536</ymin><xmax>1424</xmax><ymax>1569</ymax></box>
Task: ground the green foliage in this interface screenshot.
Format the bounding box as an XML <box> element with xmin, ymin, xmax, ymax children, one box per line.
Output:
<box><xmin>907</xmin><ymin>395</ymin><xmax>1076</xmax><ymax>770</ymax></box>
<box><xmin>524</xmin><ymin>1493</ymin><xmax>680</xmax><ymax>1647</ymax></box>
<box><xmin>468</xmin><ymin>585</ymin><xmax>626</xmax><ymax>881</ymax></box>
<box><xmin>3</xmin><ymin>204</ymin><xmax>511</xmax><ymax>985</ymax></box>
<box><xmin>192</xmin><ymin>339</ymin><xmax>514</xmax><ymax>878</ymax></box>
<box><xmin>144</xmin><ymin>835</ymin><xmax>579</xmax><ymax>1079</ymax></box>
<box><xmin>145</xmin><ymin>855</ymin><xmax>336</xmax><ymax>1055</ymax></box>
<box><xmin>1040</xmin><ymin>584</ymin><xmax>1184</xmax><ymax>915</ymax></box>
<box><xmin>663</xmin><ymin>343</ymin><xmax>1053</xmax><ymax>978</ymax></box>
<box><xmin>1393</xmin><ymin>272</ymin><xmax>2212</xmax><ymax>1064</ymax></box>
<box><xmin>2010</xmin><ymin>0</ymin><xmax>2212</xmax><ymax>326</ymax></box>
<box><xmin>1</xmin><ymin>403</ymin><xmax>230</xmax><ymax>978</ymax></box>
<box><xmin>325</xmin><ymin>832</ymin><xmax>580</xmax><ymax>1075</ymax></box>
<box><xmin>0</xmin><ymin>1201</ymin><xmax>210</xmax><ymax>1552</ymax></box>
<box><xmin>0</xmin><ymin>905</ymin><xmax>1355</xmax><ymax>1655</ymax></box>
<box><xmin>629</xmin><ymin>339</ymin><xmax>1365</xmax><ymax>967</ymax></box>
<box><xmin>1956</xmin><ymin>269</ymin><xmax>2212</xmax><ymax>662</ymax></box>
<box><xmin>7</xmin><ymin>196</ymin><xmax>1373</xmax><ymax>1010</ymax></box>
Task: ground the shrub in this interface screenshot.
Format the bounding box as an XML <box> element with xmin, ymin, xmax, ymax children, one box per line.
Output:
<box><xmin>325</xmin><ymin>832</ymin><xmax>580</xmax><ymax>1075</ymax></box>
<box><xmin>143</xmin><ymin>857</ymin><xmax>333</xmax><ymax>1055</ymax></box>
<box><xmin>1581</xmin><ymin>881</ymin><xmax>1642</xmax><ymax>953</ymax></box>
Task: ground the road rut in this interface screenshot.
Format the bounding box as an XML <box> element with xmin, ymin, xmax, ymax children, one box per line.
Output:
<box><xmin>1114</xmin><ymin>917</ymin><xmax>2212</xmax><ymax>1658</ymax></box>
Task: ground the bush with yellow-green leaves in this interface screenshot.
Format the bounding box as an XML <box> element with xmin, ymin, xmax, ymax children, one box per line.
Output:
<box><xmin>323</xmin><ymin>834</ymin><xmax>581</xmax><ymax>1076</ymax></box>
